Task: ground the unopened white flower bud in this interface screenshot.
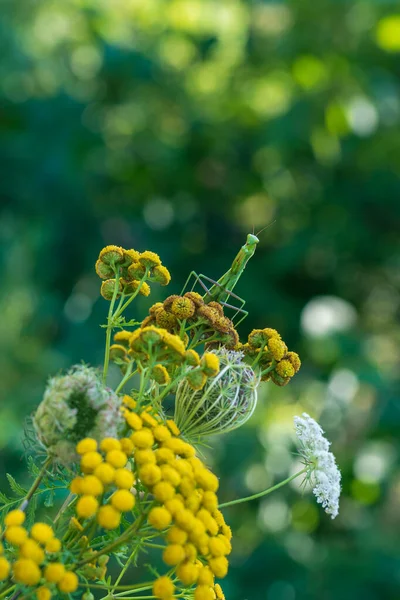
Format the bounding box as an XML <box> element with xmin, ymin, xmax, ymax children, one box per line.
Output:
<box><xmin>33</xmin><ymin>365</ymin><xmax>123</xmax><ymax>463</ymax></box>
<box><xmin>174</xmin><ymin>349</ymin><xmax>259</xmax><ymax>439</ymax></box>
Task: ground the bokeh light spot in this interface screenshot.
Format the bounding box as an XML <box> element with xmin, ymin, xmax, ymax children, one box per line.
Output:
<box><xmin>301</xmin><ymin>296</ymin><xmax>357</xmax><ymax>337</ymax></box>
<box><xmin>143</xmin><ymin>198</ymin><xmax>174</xmax><ymax>230</ymax></box>
<box><xmin>376</xmin><ymin>15</ymin><xmax>400</xmax><ymax>52</ymax></box>
<box><xmin>259</xmin><ymin>499</ymin><xmax>290</xmax><ymax>532</ymax></box>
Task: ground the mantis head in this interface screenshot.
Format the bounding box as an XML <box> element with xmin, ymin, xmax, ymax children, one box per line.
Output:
<box><xmin>246</xmin><ymin>233</ymin><xmax>259</xmax><ymax>246</ymax></box>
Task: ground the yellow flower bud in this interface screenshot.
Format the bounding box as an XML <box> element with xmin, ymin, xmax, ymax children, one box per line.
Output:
<box><xmin>13</xmin><ymin>558</ymin><xmax>41</xmax><ymax>585</ymax></box>
<box><xmin>31</xmin><ymin>523</ymin><xmax>54</xmax><ymax>544</ymax></box>
<box><xmin>44</xmin><ymin>562</ymin><xmax>65</xmax><ymax>583</ymax></box>
<box><xmin>111</xmin><ymin>490</ymin><xmax>135</xmax><ymax>512</ymax></box>
<box><xmin>97</xmin><ymin>506</ymin><xmax>121</xmax><ymax>530</ymax></box>
<box><xmin>58</xmin><ymin>571</ymin><xmax>79</xmax><ymax>593</ymax></box>
<box><xmin>148</xmin><ymin>507</ymin><xmax>172</xmax><ymax>530</ymax></box>
<box><xmin>153</xmin><ymin>575</ymin><xmax>175</xmax><ymax>599</ymax></box>
<box><xmin>4</xmin><ymin>509</ymin><xmax>25</xmax><ymax>527</ymax></box>
<box><xmin>76</xmin><ymin>438</ymin><xmax>98</xmax><ymax>455</ymax></box>
<box><xmin>76</xmin><ymin>495</ymin><xmax>99</xmax><ymax>519</ymax></box>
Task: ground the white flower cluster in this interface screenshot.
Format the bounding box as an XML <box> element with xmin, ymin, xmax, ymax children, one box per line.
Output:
<box><xmin>294</xmin><ymin>413</ymin><xmax>341</xmax><ymax>519</ymax></box>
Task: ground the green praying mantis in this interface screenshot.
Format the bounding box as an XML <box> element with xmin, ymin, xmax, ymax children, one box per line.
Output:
<box><xmin>181</xmin><ymin>230</ymin><xmax>265</xmax><ymax>325</ymax></box>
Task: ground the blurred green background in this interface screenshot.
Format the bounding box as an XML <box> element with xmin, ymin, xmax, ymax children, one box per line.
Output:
<box><xmin>1</xmin><ymin>0</ymin><xmax>400</xmax><ymax>598</ymax></box>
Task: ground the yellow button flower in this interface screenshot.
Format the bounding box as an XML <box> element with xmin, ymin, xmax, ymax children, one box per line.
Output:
<box><xmin>195</xmin><ymin>585</ymin><xmax>215</xmax><ymax>600</ymax></box>
<box><xmin>208</xmin><ymin>537</ymin><xmax>227</xmax><ymax>557</ymax></box>
<box><xmin>155</xmin><ymin>448</ymin><xmax>175</xmax><ymax>464</ymax></box>
<box><xmin>153</xmin><ymin>575</ymin><xmax>175</xmax><ymax>599</ymax></box>
<box><xmin>140</xmin><ymin>412</ymin><xmax>158</xmax><ymax>428</ymax></box>
<box><xmin>164</xmin><ymin>498</ymin><xmax>185</xmax><ymax>517</ymax></box>
<box><xmin>166</xmin><ymin>420</ymin><xmax>180</xmax><ymax>436</ymax></box>
<box><xmin>152</xmin><ymin>425</ymin><xmax>171</xmax><ymax>443</ymax></box>
<box><xmin>100</xmin><ymin>438</ymin><xmax>121</xmax><ymax>452</ymax></box>
<box><xmin>198</xmin><ymin>566</ymin><xmax>214</xmax><ymax>586</ymax></box>
<box><xmin>80</xmin><ymin>475</ymin><xmax>104</xmax><ymax>496</ymax></box>
<box><xmin>31</xmin><ymin>523</ymin><xmax>54</xmax><ymax>544</ymax></box>
<box><xmin>160</xmin><ymin>464</ymin><xmax>181</xmax><ymax>487</ymax></box>
<box><xmin>81</xmin><ymin>451</ymin><xmax>103</xmax><ymax>473</ymax></box>
<box><xmin>106</xmin><ymin>450</ymin><xmax>128</xmax><ymax>468</ymax></box>
<box><xmin>45</xmin><ymin>538</ymin><xmax>62</xmax><ymax>553</ymax></box>
<box><xmin>97</xmin><ymin>506</ymin><xmax>121</xmax><ymax>530</ymax></box>
<box><xmin>139</xmin><ymin>250</ymin><xmax>161</xmax><ymax>268</ymax></box>
<box><xmin>131</xmin><ymin>429</ymin><xmax>154</xmax><ymax>449</ymax></box>
<box><xmin>202</xmin><ymin>491</ymin><xmax>218</xmax><ymax>512</ymax></box>
<box><xmin>111</xmin><ymin>490</ymin><xmax>135</xmax><ymax>512</ymax></box>
<box><xmin>70</xmin><ymin>477</ymin><xmax>83</xmax><ymax>495</ymax></box>
<box><xmin>177</xmin><ymin>561</ymin><xmax>199</xmax><ymax>585</ymax></box>
<box><xmin>120</xmin><ymin>438</ymin><xmax>134</xmax><ymax>455</ymax></box>
<box><xmin>36</xmin><ymin>586</ymin><xmax>52</xmax><ymax>600</ymax></box>
<box><xmin>153</xmin><ymin>481</ymin><xmax>175</xmax><ymax>503</ymax></box>
<box><xmin>13</xmin><ymin>558</ymin><xmax>41</xmax><ymax>585</ymax></box>
<box><xmin>134</xmin><ymin>449</ymin><xmax>157</xmax><ymax>465</ymax></box>
<box><xmin>125</xmin><ymin>412</ymin><xmax>143</xmax><ymax>430</ymax></box>
<box><xmin>76</xmin><ymin>438</ymin><xmax>98</xmax><ymax>455</ymax></box>
<box><xmin>58</xmin><ymin>571</ymin><xmax>79</xmax><ymax>593</ymax></box>
<box><xmin>208</xmin><ymin>556</ymin><xmax>228</xmax><ymax>578</ymax></box>
<box><xmin>76</xmin><ymin>495</ymin><xmax>99</xmax><ymax>518</ymax></box>
<box><xmin>139</xmin><ymin>464</ymin><xmax>162</xmax><ymax>486</ymax></box>
<box><xmin>0</xmin><ymin>557</ymin><xmax>10</xmax><ymax>581</ymax></box>
<box><xmin>167</xmin><ymin>525</ymin><xmax>188</xmax><ymax>545</ymax></box>
<box><xmin>174</xmin><ymin>508</ymin><xmax>195</xmax><ymax>531</ymax></box>
<box><xmin>20</xmin><ymin>539</ymin><xmax>45</xmax><ymax>564</ymax></box>
<box><xmin>5</xmin><ymin>526</ymin><xmax>28</xmax><ymax>546</ymax></box>
<box><xmin>94</xmin><ymin>463</ymin><xmax>115</xmax><ymax>485</ymax></box>
<box><xmin>148</xmin><ymin>507</ymin><xmax>172</xmax><ymax>530</ymax></box>
<box><xmin>201</xmin><ymin>353</ymin><xmax>220</xmax><ymax>377</ymax></box>
<box><xmin>194</xmin><ymin>469</ymin><xmax>219</xmax><ymax>492</ymax></box>
<box><xmin>162</xmin><ymin>543</ymin><xmax>186</xmax><ymax>566</ymax></box>
<box><xmin>4</xmin><ymin>509</ymin><xmax>25</xmax><ymax>527</ymax></box>
<box><xmin>44</xmin><ymin>562</ymin><xmax>65</xmax><ymax>583</ymax></box>
<box><xmin>114</xmin><ymin>468</ymin><xmax>135</xmax><ymax>490</ymax></box>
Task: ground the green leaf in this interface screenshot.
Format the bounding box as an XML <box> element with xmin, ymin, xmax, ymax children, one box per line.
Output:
<box><xmin>25</xmin><ymin>494</ymin><xmax>38</xmax><ymax>527</ymax></box>
<box><xmin>44</xmin><ymin>489</ymin><xmax>55</xmax><ymax>507</ymax></box>
<box><xmin>6</xmin><ymin>474</ymin><xmax>27</xmax><ymax>497</ymax></box>
<box><xmin>0</xmin><ymin>491</ymin><xmax>10</xmax><ymax>506</ymax></box>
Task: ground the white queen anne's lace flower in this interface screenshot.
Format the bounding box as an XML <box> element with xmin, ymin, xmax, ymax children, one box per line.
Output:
<box><xmin>294</xmin><ymin>413</ymin><xmax>341</xmax><ymax>519</ymax></box>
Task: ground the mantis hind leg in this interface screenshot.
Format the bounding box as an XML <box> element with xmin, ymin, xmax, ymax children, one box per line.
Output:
<box><xmin>181</xmin><ymin>272</ymin><xmax>248</xmax><ymax>325</ymax></box>
<box><xmin>180</xmin><ymin>271</ymin><xmax>210</xmax><ymax>296</ymax></box>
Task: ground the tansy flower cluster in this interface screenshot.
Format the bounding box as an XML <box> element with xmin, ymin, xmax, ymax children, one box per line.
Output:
<box><xmin>121</xmin><ymin>401</ymin><xmax>231</xmax><ymax>600</ymax></box>
<box><xmin>1</xmin><ymin>510</ymin><xmax>77</xmax><ymax>598</ymax></box>
<box><xmin>141</xmin><ymin>294</ymin><xmax>239</xmax><ymax>349</ymax></box>
<box><xmin>240</xmin><ymin>328</ymin><xmax>301</xmax><ymax>385</ymax></box>
<box><xmin>96</xmin><ymin>245</ymin><xmax>171</xmax><ymax>300</ymax></box>
<box><xmin>63</xmin><ymin>397</ymin><xmax>230</xmax><ymax>599</ymax></box>
<box><xmin>110</xmin><ymin>325</ymin><xmax>220</xmax><ymax>392</ymax></box>
<box><xmin>71</xmin><ymin>435</ymin><xmax>136</xmax><ymax>531</ymax></box>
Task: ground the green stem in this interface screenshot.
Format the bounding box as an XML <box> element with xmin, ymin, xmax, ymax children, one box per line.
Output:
<box><xmin>103</xmin><ymin>267</ymin><xmax>121</xmax><ymax>384</ymax></box>
<box><xmin>14</xmin><ymin>456</ymin><xmax>52</xmax><ymax>516</ymax></box>
<box><xmin>53</xmin><ymin>492</ymin><xmax>74</xmax><ymax>524</ymax></box>
<box><xmin>113</xmin><ymin>269</ymin><xmax>150</xmax><ymax>320</ymax></box>
<box><xmin>0</xmin><ymin>585</ymin><xmax>15</xmax><ymax>600</ymax></box>
<box><xmin>76</xmin><ymin>513</ymin><xmax>147</xmax><ymax>569</ymax></box>
<box><xmin>99</xmin><ymin>583</ymin><xmax>154</xmax><ymax>600</ymax></box>
<box><xmin>110</xmin><ymin>543</ymin><xmax>141</xmax><ymax>596</ymax></box>
<box><xmin>260</xmin><ymin>360</ymin><xmax>277</xmax><ymax>378</ymax></box>
<box><xmin>86</xmin><ymin>582</ymin><xmax>153</xmax><ymax>591</ymax></box>
<box><xmin>142</xmin><ymin>542</ymin><xmax>166</xmax><ymax>550</ymax></box>
<box><xmin>218</xmin><ymin>469</ymin><xmax>307</xmax><ymax>509</ymax></box>
<box><xmin>115</xmin><ymin>362</ymin><xmax>137</xmax><ymax>394</ymax></box>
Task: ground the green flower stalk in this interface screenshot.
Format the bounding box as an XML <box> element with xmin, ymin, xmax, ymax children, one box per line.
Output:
<box><xmin>174</xmin><ymin>349</ymin><xmax>259</xmax><ymax>438</ymax></box>
<box><xmin>33</xmin><ymin>365</ymin><xmax>123</xmax><ymax>463</ymax></box>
